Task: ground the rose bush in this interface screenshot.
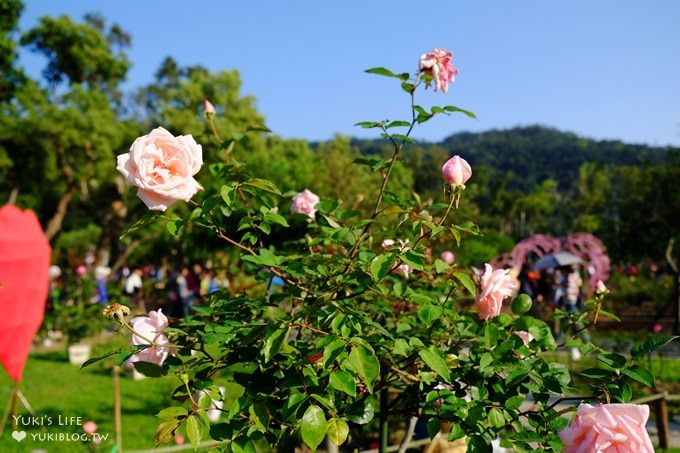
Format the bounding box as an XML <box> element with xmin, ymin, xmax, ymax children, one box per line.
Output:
<box><xmin>92</xmin><ymin>49</ymin><xmax>676</xmax><ymax>452</ymax></box>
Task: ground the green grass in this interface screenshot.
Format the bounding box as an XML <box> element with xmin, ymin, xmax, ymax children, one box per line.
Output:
<box><xmin>0</xmin><ymin>345</ymin><xmax>178</xmax><ymax>452</ymax></box>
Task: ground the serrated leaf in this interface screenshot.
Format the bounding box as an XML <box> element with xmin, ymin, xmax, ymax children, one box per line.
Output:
<box><xmin>369</xmin><ymin>254</ymin><xmax>395</xmax><ymax>282</ymax></box>
<box><xmin>348</xmin><ymin>346</ymin><xmax>380</xmax><ymax>393</ymax></box>
<box><xmin>185</xmin><ymin>414</ymin><xmax>203</xmax><ymax>449</ymax></box>
<box><xmin>329</xmin><ymin>370</ymin><xmax>356</xmax><ymax>397</ymax></box>
<box><xmin>326</xmin><ymin>418</ymin><xmax>349</xmax><ymax>446</ymax></box>
<box><xmin>244</xmin><ymin>178</ymin><xmax>281</xmax><ymax>195</ymax></box>
<box><xmin>622</xmin><ymin>364</ymin><xmax>655</xmax><ymax>387</ymax></box>
<box><xmin>394</xmin><ymin>339</ymin><xmax>411</xmax><ymax>357</ymax></box>
<box><xmin>220</xmin><ymin>184</ymin><xmax>235</xmax><ymax>207</ymax></box>
<box><xmin>418</xmin><ymin>305</ymin><xmax>443</xmax><ymax>327</ymax></box>
<box><xmin>488</xmin><ymin>407</ymin><xmax>505</xmax><ymax>428</ymax></box>
<box><xmin>157</xmin><ymin>406</ymin><xmax>187</xmax><ymax>420</ymax></box>
<box><xmin>453</xmin><ymin>272</ymin><xmax>476</xmax><ymax>296</ymax></box>
<box><xmin>364</xmin><ymin>67</ymin><xmax>409</xmax><ymax>81</ymax></box>
<box><xmin>597</xmin><ymin>353</ymin><xmax>627</xmax><ymax>369</ymax></box>
<box><xmin>580</xmin><ymin>368</ymin><xmax>615</xmax><ymax>380</ymax></box>
<box><xmin>263</xmin><ymin>328</ymin><xmax>287</xmax><ymax>363</ymax></box>
<box><xmin>631</xmin><ymin>335</ymin><xmax>679</xmax><ymax>359</ymax></box>
<box><xmin>154</xmin><ymin>420</ymin><xmax>179</xmax><ymax>446</ymax></box>
<box><xmin>419</xmin><ymin>347</ymin><xmax>451</xmax><ymax>382</ymax></box>
<box><xmin>443</xmin><ymin>105</ymin><xmax>477</xmax><ymax>119</ymax></box>
<box><xmin>301</xmin><ymin>405</ymin><xmax>326</xmax><ymax>452</ymax></box>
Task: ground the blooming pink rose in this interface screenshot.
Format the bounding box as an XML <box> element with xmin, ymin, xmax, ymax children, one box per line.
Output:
<box><xmin>82</xmin><ymin>421</ymin><xmax>97</xmax><ymax>435</ymax></box>
<box><xmin>117</xmin><ymin>127</ymin><xmax>203</xmax><ymax>211</ymax></box>
<box><xmin>419</xmin><ymin>48</ymin><xmax>459</xmax><ymax>93</ymax></box>
<box><xmin>128</xmin><ymin>309</ymin><xmax>172</xmax><ymax>366</ymax></box>
<box><xmin>442</xmin><ymin>155</ymin><xmax>472</xmax><ymax>186</ymax></box>
<box><xmin>440</xmin><ymin>251</ymin><xmax>455</xmax><ymax>265</ymax></box>
<box><xmin>290</xmin><ymin>189</ymin><xmax>320</xmax><ymax>219</ymax></box>
<box><xmin>514</xmin><ymin>330</ymin><xmax>534</xmax><ymax>346</ymax></box>
<box><xmin>204</xmin><ymin>99</ymin><xmax>216</xmax><ymax>114</ymax></box>
<box><xmin>559</xmin><ymin>404</ymin><xmax>654</xmax><ymax>453</ymax></box>
<box><xmin>595</xmin><ymin>280</ymin><xmax>607</xmax><ymax>294</ymax></box>
<box><xmin>475</xmin><ymin>264</ymin><xmax>517</xmax><ymax>320</ymax></box>
<box><xmin>396</xmin><ymin>264</ymin><xmax>411</xmax><ymax>279</ymax></box>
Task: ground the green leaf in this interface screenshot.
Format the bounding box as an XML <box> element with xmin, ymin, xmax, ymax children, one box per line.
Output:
<box><xmin>386</xmin><ymin>120</ymin><xmax>411</xmax><ymax>129</ymax></box>
<box><xmin>488</xmin><ymin>407</ymin><xmax>505</xmax><ymax>428</ymax></box>
<box><xmin>80</xmin><ymin>350</ymin><xmax>120</xmax><ymax>369</ymax></box>
<box><xmin>434</xmin><ymin>259</ymin><xmax>449</xmax><ymax>274</ymax></box>
<box><xmin>631</xmin><ymin>335</ymin><xmax>680</xmax><ymax>359</ymax></box>
<box><xmin>244</xmin><ymin>178</ymin><xmax>282</xmax><ymax>195</ymax></box>
<box><xmin>329</xmin><ymin>370</ymin><xmax>357</xmax><ymax>397</ymax></box>
<box><xmin>301</xmin><ymin>405</ymin><xmax>327</xmax><ymax>452</ymax></box>
<box><xmin>394</xmin><ymin>339</ymin><xmax>411</xmax><ymax>357</ymax></box>
<box><xmin>231</xmin><ymin>436</ymin><xmax>256</xmax><ymax>453</ymax></box>
<box><xmin>419</xmin><ymin>347</ymin><xmax>451</xmax><ymax>382</ymax></box>
<box><xmin>157</xmin><ymin>406</ymin><xmax>188</xmax><ymax>420</ymax></box>
<box><xmin>364</xmin><ymin>67</ymin><xmax>409</xmax><ymax>81</ymax></box>
<box><xmin>264</xmin><ymin>211</ymin><xmax>289</xmax><ymax>227</ymax></box>
<box><xmin>220</xmin><ymin>184</ymin><xmax>235</xmax><ymax>207</ymax></box>
<box><xmin>418</xmin><ymin>305</ymin><xmax>443</xmax><ymax>327</ymax></box>
<box><xmin>326</xmin><ymin>418</ymin><xmax>349</xmax><ymax>446</ymax></box>
<box><xmin>369</xmin><ymin>254</ymin><xmax>395</xmax><ymax>282</ymax></box>
<box><xmin>453</xmin><ymin>271</ymin><xmax>476</xmax><ymax>296</ymax></box>
<box><xmin>133</xmin><ymin>361</ymin><xmax>167</xmax><ymax>378</ymax></box>
<box><xmin>444</xmin><ymin>105</ymin><xmax>477</xmax><ymax>119</ymax></box>
<box><xmin>249</xmin><ymin>403</ymin><xmax>269</xmax><ymax>432</ymax></box>
<box><xmin>348</xmin><ymin>346</ymin><xmax>380</xmax><ymax>393</ymax></box>
<box><xmin>622</xmin><ymin>365</ymin><xmax>655</xmax><ymax>387</ymax></box>
<box><xmin>263</xmin><ymin>328</ymin><xmax>287</xmax><ymax>363</ymax></box>
<box><xmin>154</xmin><ymin>420</ymin><xmax>179</xmax><ymax>446</ymax></box>
<box><xmin>354</xmin><ymin>121</ymin><xmax>383</xmax><ymax>129</ymax></box>
<box><xmin>346</xmin><ymin>398</ymin><xmax>376</xmax><ymax>425</ymax></box>
<box><xmin>597</xmin><ymin>353</ymin><xmax>627</xmax><ymax>369</ymax></box>
<box><xmin>185</xmin><ymin>414</ymin><xmax>203</xmax><ymax>449</ymax></box>
<box><xmin>579</xmin><ymin>368</ymin><xmax>616</xmax><ymax>380</ymax></box>
<box><xmin>505</xmin><ymin>395</ymin><xmax>525</xmax><ymax>410</ymax></box>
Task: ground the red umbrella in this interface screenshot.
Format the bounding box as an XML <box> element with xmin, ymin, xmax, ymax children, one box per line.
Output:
<box><xmin>0</xmin><ymin>205</ymin><xmax>51</xmax><ymax>382</ymax></box>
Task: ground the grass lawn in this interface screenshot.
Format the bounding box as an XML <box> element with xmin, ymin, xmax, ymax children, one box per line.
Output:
<box><xmin>0</xmin><ymin>342</ymin><xmax>179</xmax><ymax>453</ymax></box>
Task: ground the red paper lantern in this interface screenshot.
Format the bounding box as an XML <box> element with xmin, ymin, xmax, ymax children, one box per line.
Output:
<box><xmin>0</xmin><ymin>205</ymin><xmax>50</xmax><ymax>382</ymax></box>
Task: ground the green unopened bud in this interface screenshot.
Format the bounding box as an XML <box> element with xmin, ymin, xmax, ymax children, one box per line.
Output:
<box><xmin>511</xmin><ymin>294</ymin><xmax>532</xmax><ymax>315</ymax></box>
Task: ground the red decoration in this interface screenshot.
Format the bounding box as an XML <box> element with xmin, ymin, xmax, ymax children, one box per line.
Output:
<box><xmin>0</xmin><ymin>205</ymin><xmax>51</xmax><ymax>382</ymax></box>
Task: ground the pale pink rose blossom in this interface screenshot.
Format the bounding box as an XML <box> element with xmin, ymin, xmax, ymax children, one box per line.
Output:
<box><xmin>595</xmin><ymin>280</ymin><xmax>608</xmax><ymax>294</ymax></box>
<box><xmin>442</xmin><ymin>155</ymin><xmax>472</xmax><ymax>186</ymax></box>
<box><xmin>418</xmin><ymin>48</ymin><xmax>459</xmax><ymax>93</ymax></box>
<box><xmin>396</xmin><ymin>264</ymin><xmax>411</xmax><ymax>279</ymax></box>
<box><xmin>475</xmin><ymin>264</ymin><xmax>518</xmax><ymax>320</ymax></box>
<box><xmin>440</xmin><ymin>251</ymin><xmax>455</xmax><ymax>265</ymax></box>
<box><xmin>117</xmin><ymin>127</ymin><xmax>203</xmax><ymax>211</ymax></box>
<box><xmin>128</xmin><ymin>309</ymin><xmax>173</xmax><ymax>366</ymax></box>
<box><xmin>82</xmin><ymin>421</ymin><xmax>97</xmax><ymax>435</ymax></box>
<box><xmin>290</xmin><ymin>189</ymin><xmax>320</xmax><ymax>219</ymax></box>
<box><xmin>514</xmin><ymin>331</ymin><xmax>534</xmax><ymax>346</ymax></box>
<box><xmin>558</xmin><ymin>403</ymin><xmax>654</xmax><ymax>453</ymax></box>
<box><xmin>204</xmin><ymin>99</ymin><xmax>216</xmax><ymax>114</ymax></box>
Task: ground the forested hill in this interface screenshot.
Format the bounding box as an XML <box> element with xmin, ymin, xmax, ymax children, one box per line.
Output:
<box><xmin>352</xmin><ymin>125</ymin><xmax>673</xmax><ymax>191</ymax></box>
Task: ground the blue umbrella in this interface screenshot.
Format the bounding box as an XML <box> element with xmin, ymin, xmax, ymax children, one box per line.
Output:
<box><xmin>532</xmin><ymin>252</ymin><xmax>582</xmax><ymax>270</ymax></box>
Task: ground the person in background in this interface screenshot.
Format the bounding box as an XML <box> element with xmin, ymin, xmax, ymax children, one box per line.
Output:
<box><xmin>565</xmin><ymin>265</ymin><xmax>583</xmax><ymax>313</ymax></box>
<box><xmin>125</xmin><ymin>267</ymin><xmax>144</xmax><ymax>310</ymax></box>
<box><xmin>94</xmin><ymin>266</ymin><xmax>111</xmax><ymax>304</ymax></box>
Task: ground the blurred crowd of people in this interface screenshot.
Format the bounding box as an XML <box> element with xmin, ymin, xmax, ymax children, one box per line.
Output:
<box><xmin>47</xmin><ymin>262</ymin><xmax>230</xmax><ymax>318</ymax></box>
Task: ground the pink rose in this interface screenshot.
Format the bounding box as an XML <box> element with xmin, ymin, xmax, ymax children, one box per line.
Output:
<box><xmin>440</xmin><ymin>251</ymin><xmax>455</xmax><ymax>265</ymax></box>
<box><xmin>128</xmin><ymin>309</ymin><xmax>172</xmax><ymax>366</ymax></box>
<box><xmin>559</xmin><ymin>404</ymin><xmax>654</xmax><ymax>453</ymax></box>
<box><xmin>595</xmin><ymin>280</ymin><xmax>608</xmax><ymax>294</ymax></box>
<box><xmin>442</xmin><ymin>155</ymin><xmax>472</xmax><ymax>186</ymax></box>
<box><xmin>204</xmin><ymin>99</ymin><xmax>216</xmax><ymax>114</ymax></box>
<box><xmin>396</xmin><ymin>264</ymin><xmax>411</xmax><ymax>279</ymax></box>
<box><xmin>514</xmin><ymin>330</ymin><xmax>534</xmax><ymax>346</ymax></box>
<box><xmin>76</xmin><ymin>265</ymin><xmax>87</xmax><ymax>276</ymax></box>
<box><xmin>475</xmin><ymin>264</ymin><xmax>517</xmax><ymax>320</ymax></box>
<box><xmin>82</xmin><ymin>421</ymin><xmax>97</xmax><ymax>435</ymax></box>
<box><xmin>290</xmin><ymin>189</ymin><xmax>320</xmax><ymax>219</ymax></box>
<box><xmin>117</xmin><ymin>127</ymin><xmax>203</xmax><ymax>211</ymax></box>
<box><xmin>175</xmin><ymin>434</ymin><xmax>185</xmax><ymax>445</ymax></box>
<box><xmin>419</xmin><ymin>48</ymin><xmax>459</xmax><ymax>93</ymax></box>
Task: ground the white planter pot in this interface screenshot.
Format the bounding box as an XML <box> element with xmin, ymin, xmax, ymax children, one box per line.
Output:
<box><xmin>68</xmin><ymin>343</ymin><xmax>92</xmax><ymax>366</ymax></box>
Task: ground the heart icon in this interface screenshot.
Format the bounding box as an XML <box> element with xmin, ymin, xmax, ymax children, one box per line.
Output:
<box><xmin>12</xmin><ymin>430</ymin><xmax>26</xmax><ymax>442</ymax></box>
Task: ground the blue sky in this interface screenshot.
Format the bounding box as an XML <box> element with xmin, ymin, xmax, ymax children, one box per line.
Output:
<box><xmin>18</xmin><ymin>1</ymin><xmax>680</xmax><ymax>146</ymax></box>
